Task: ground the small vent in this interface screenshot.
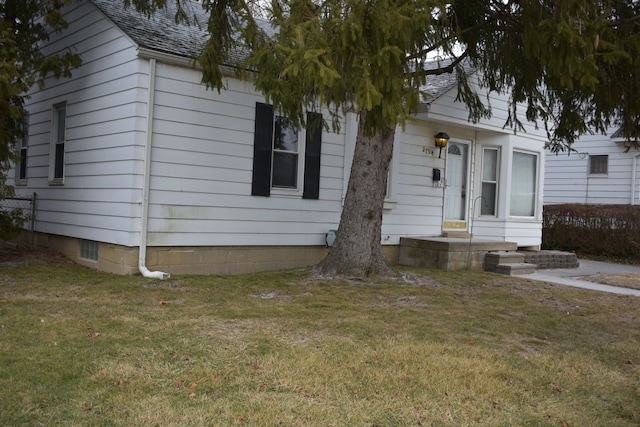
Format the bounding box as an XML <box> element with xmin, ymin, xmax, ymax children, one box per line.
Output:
<box><xmin>79</xmin><ymin>240</ymin><xmax>99</xmax><ymax>261</ymax></box>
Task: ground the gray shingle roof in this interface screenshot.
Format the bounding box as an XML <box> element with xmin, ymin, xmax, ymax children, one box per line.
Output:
<box><xmin>93</xmin><ymin>0</ymin><xmax>209</xmax><ymax>58</ymax></box>
<box><xmin>421</xmin><ymin>58</ymin><xmax>473</xmax><ymax>103</ymax></box>
<box><xmin>92</xmin><ymin>0</ymin><xmax>463</xmax><ymax>102</ymax></box>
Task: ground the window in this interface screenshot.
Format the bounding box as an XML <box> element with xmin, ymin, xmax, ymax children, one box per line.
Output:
<box><xmin>79</xmin><ymin>240</ymin><xmax>99</xmax><ymax>261</ymax></box>
<box><xmin>251</xmin><ymin>102</ymin><xmax>322</xmax><ymax>199</ymax></box>
<box><xmin>589</xmin><ymin>155</ymin><xmax>608</xmax><ymax>175</ymax></box>
<box><xmin>272</xmin><ymin>116</ymin><xmax>299</xmax><ymax>188</ymax></box>
<box><xmin>510</xmin><ymin>151</ymin><xmax>538</xmax><ymax>217</ymax></box>
<box><xmin>15</xmin><ymin>116</ymin><xmax>28</xmax><ymax>185</ymax></box>
<box><xmin>480</xmin><ymin>148</ymin><xmax>498</xmax><ymax>215</ymax></box>
<box><xmin>49</xmin><ymin>103</ymin><xmax>66</xmax><ymax>184</ymax></box>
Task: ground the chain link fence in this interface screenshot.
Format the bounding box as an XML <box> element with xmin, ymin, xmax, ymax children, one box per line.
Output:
<box><xmin>0</xmin><ymin>192</ymin><xmax>37</xmax><ymax>243</ymax></box>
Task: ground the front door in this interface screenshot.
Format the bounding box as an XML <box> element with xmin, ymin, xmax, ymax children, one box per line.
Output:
<box><xmin>444</xmin><ymin>142</ymin><xmax>469</xmax><ymax>231</ymax></box>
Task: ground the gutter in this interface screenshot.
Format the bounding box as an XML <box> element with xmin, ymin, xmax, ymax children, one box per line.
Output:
<box><xmin>139</xmin><ymin>57</ymin><xmax>170</xmax><ymax>279</ymax></box>
<box><xmin>138</xmin><ymin>47</ymin><xmax>193</xmax><ymax>68</ymax></box>
<box><xmin>137</xmin><ymin>47</ymin><xmax>238</xmax><ymax>79</ymax></box>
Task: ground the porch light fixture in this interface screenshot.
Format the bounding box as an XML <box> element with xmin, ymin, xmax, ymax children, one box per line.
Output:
<box><xmin>434</xmin><ymin>132</ymin><xmax>450</xmax><ymax>158</ymax></box>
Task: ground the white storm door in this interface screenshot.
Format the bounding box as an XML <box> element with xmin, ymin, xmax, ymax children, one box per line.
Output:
<box><xmin>444</xmin><ymin>142</ymin><xmax>469</xmax><ymax>229</ymax></box>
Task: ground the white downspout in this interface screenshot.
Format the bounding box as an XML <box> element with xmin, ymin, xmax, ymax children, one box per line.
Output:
<box><xmin>632</xmin><ymin>155</ymin><xmax>640</xmax><ymax>205</ymax></box>
<box><xmin>139</xmin><ymin>57</ymin><xmax>170</xmax><ymax>279</ymax></box>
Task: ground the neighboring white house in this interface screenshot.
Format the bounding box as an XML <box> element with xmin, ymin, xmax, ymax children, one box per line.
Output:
<box><xmin>544</xmin><ymin>129</ymin><xmax>640</xmax><ymax>205</ymax></box>
<box><xmin>12</xmin><ymin>0</ymin><xmax>548</xmax><ymax>275</ymax></box>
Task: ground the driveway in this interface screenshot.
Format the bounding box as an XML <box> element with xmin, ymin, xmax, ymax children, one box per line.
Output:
<box><xmin>517</xmin><ymin>259</ymin><xmax>640</xmax><ymax>296</ymax></box>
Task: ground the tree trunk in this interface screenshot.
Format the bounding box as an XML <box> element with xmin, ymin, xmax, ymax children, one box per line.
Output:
<box><xmin>316</xmin><ymin>111</ymin><xmax>395</xmax><ymax>277</ymax></box>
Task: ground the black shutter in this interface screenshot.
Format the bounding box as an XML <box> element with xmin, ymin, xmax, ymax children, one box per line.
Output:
<box><xmin>251</xmin><ymin>103</ymin><xmax>274</xmax><ymax>196</ymax></box>
<box><xmin>302</xmin><ymin>112</ymin><xmax>322</xmax><ymax>199</ymax></box>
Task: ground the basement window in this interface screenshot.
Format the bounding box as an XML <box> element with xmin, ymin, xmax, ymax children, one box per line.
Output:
<box><xmin>79</xmin><ymin>240</ymin><xmax>99</xmax><ymax>261</ymax></box>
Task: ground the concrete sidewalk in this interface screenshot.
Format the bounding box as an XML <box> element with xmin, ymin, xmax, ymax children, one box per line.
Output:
<box><xmin>515</xmin><ymin>259</ymin><xmax>640</xmax><ymax>296</ymax></box>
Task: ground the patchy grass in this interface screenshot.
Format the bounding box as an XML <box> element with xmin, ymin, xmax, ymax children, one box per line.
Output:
<box><xmin>0</xmin><ymin>252</ymin><xmax>638</xmax><ymax>426</ymax></box>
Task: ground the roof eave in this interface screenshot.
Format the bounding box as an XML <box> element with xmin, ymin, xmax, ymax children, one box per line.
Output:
<box><xmin>138</xmin><ymin>46</ymin><xmax>194</xmax><ymax>67</ymax></box>
<box><xmin>137</xmin><ymin>46</ymin><xmax>238</xmax><ymax>78</ymax></box>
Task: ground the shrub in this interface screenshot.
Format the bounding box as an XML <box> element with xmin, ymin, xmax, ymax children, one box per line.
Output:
<box><xmin>543</xmin><ymin>204</ymin><xmax>640</xmax><ymax>259</ymax></box>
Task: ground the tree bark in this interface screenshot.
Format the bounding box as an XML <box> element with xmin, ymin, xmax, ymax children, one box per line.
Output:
<box><xmin>316</xmin><ymin>111</ymin><xmax>395</xmax><ymax>277</ymax></box>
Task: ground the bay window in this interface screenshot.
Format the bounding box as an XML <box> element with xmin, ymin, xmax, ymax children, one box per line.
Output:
<box><xmin>510</xmin><ymin>151</ymin><xmax>538</xmax><ymax>217</ymax></box>
<box><xmin>481</xmin><ymin>148</ymin><xmax>498</xmax><ymax>215</ymax></box>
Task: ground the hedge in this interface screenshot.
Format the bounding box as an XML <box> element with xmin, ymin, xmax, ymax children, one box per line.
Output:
<box><xmin>543</xmin><ymin>204</ymin><xmax>640</xmax><ymax>259</ymax></box>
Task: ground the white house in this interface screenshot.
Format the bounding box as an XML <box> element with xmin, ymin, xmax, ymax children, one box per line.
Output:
<box><xmin>545</xmin><ymin>129</ymin><xmax>640</xmax><ymax>205</ymax></box>
<box><xmin>12</xmin><ymin>0</ymin><xmax>548</xmax><ymax>275</ymax></box>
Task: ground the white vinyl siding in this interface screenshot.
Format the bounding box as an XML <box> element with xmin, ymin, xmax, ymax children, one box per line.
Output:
<box><xmin>19</xmin><ymin>0</ymin><xmax>144</xmax><ymax>246</ymax></box>
<box><xmin>544</xmin><ymin>130</ymin><xmax>638</xmax><ymax>205</ymax></box>
<box><xmin>146</xmin><ymin>64</ymin><xmax>342</xmax><ymax>247</ymax></box>
<box><xmin>419</xmin><ymin>72</ymin><xmax>548</xmax><ymax>140</ymax></box>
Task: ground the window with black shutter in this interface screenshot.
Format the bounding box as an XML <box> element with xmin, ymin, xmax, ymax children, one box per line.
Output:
<box><xmin>16</xmin><ymin>117</ymin><xmax>28</xmax><ymax>185</ymax></box>
<box><xmin>251</xmin><ymin>103</ymin><xmax>322</xmax><ymax>199</ymax></box>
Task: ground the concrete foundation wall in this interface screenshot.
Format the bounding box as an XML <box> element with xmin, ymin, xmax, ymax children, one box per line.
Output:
<box><xmin>28</xmin><ymin>232</ymin><xmax>400</xmax><ymax>276</ymax></box>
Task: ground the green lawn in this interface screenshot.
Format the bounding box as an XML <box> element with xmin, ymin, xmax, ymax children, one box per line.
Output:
<box><xmin>0</xmin><ymin>254</ymin><xmax>638</xmax><ymax>426</ymax></box>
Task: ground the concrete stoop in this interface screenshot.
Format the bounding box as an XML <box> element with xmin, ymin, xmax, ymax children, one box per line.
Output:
<box><xmin>399</xmin><ymin>237</ymin><xmax>518</xmax><ymax>271</ymax></box>
<box><xmin>485</xmin><ymin>251</ymin><xmax>537</xmax><ymax>276</ymax></box>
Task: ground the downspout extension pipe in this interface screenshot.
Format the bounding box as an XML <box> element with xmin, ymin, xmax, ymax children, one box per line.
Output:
<box><xmin>139</xmin><ymin>57</ymin><xmax>170</xmax><ymax>279</ymax></box>
<box><xmin>140</xmin><ymin>264</ymin><xmax>168</xmax><ymax>279</ymax></box>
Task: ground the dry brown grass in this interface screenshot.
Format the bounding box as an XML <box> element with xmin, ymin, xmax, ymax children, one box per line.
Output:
<box><xmin>0</xmin><ymin>247</ymin><xmax>638</xmax><ymax>426</ymax></box>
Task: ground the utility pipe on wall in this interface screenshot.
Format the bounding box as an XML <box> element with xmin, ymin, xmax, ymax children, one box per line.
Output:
<box><xmin>139</xmin><ymin>57</ymin><xmax>169</xmax><ymax>279</ymax></box>
<box><xmin>632</xmin><ymin>155</ymin><xmax>640</xmax><ymax>205</ymax></box>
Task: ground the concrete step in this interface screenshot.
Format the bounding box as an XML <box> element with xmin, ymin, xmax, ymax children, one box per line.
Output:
<box><xmin>485</xmin><ymin>251</ymin><xmax>526</xmax><ymax>272</ymax></box>
<box><xmin>495</xmin><ymin>262</ymin><xmax>537</xmax><ymax>275</ymax></box>
<box><xmin>519</xmin><ymin>250</ymin><xmax>579</xmax><ymax>269</ymax></box>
